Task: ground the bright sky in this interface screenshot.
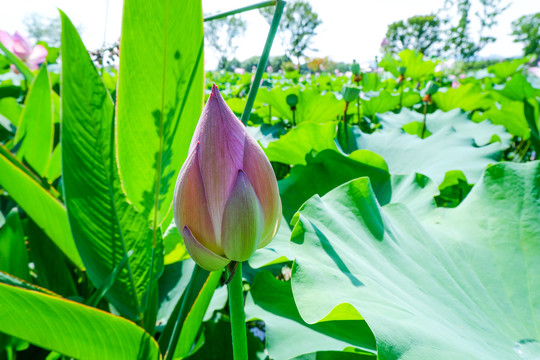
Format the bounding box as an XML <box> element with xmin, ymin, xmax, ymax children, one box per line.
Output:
<box><xmin>1</xmin><ymin>0</ymin><xmax>539</xmax><ymax>69</ymax></box>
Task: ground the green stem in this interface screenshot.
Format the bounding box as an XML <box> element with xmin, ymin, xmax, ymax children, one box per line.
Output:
<box><xmin>240</xmin><ymin>0</ymin><xmax>286</xmax><ymax>125</ymax></box>
<box><xmin>204</xmin><ymin>1</ymin><xmax>276</xmax><ymax>22</ymax></box>
<box><xmin>399</xmin><ymin>81</ymin><xmax>404</xmax><ymax>110</ymax></box>
<box><xmin>228</xmin><ymin>262</ymin><xmax>248</xmax><ymax>360</ymax></box>
<box><xmin>421</xmin><ymin>101</ymin><xmax>428</xmax><ymax>139</ymax></box>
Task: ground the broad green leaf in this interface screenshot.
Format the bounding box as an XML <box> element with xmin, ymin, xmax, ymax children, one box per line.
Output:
<box><xmin>279</xmin><ymin>149</ymin><xmax>391</xmax><ymax>220</ymax></box>
<box><xmin>0</xmin><ymin>42</ymin><xmax>33</xmax><ymax>81</ymax></box>
<box><xmin>157</xmin><ymin>262</ymin><xmax>220</xmax><ymax>358</ymax></box>
<box><xmin>477</xmin><ymin>100</ymin><xmax>530</xmax><ymax>138</ymax></box>
<box><xmin>291</xmin><ymin>161</ymin><xmax>540</xmax><ymax>359</ymax></box>
<box><xmin>245</xmin><ymin>271</ymin><xmax>376</xmax><ymax>360</ymax></box>
<box><xmin>500</xmin><ymin>73</ymin><xmax>536</xmax><ymax>101</ymax></box>
<box><xmin>378</xmin><ymin>108</ymin><xmax>511</xmax><ymax>146</ymax></box>
<box><xmin>0</xmin><ymin>282</ymin><xmax>160</xmax><ymax>359</ymax></box>
<box><xmin>398</xmin><ymin>49</ymin><xmax>438</xmax><ymax>79</ymax></box>
<box><xmin>0</xmin><ymin>209</ymin><xmax>29</xmax><ymax>281</ymax></box>
<box><xmin>0</xmin><ymin>97</ymin><xmax>22</xmax><ymax>126</ymax></box>
<box><xmin>487</xmin><ymin>56</ymin><xmax>530</xmax><ymax>79</ymax></box>
<box><xmin>45</xmin><ymin>144</ymin><xmax>61</xmax><ymax>181</ymax></box>
<box><xmin>290</xmin><ymin>351</ymin><xmax>376</xmax><ymax>360</ymax></box>
<box><xmin>264</xmin><ymin>121</ymin><xmax>338</xmax><ymax>165</ymax></box>
<box><xmin>361</xmin><ymin>90</ymin><xmax>400</xmax><ymax>117</ymax></box>
<box><xmin>186</xmin><ymin>317</ymin><xmax>264</xmax><ymax>360</ymax></box>
<box><xmin>14</xmin><ymin>66</ymin><xmax>53</xmax><ymax>175</ymax></box>
<box><xmin>379</xmin><ymin>50</ymin><xmax>437</xmax><ymax>80</ymax></box>
<box><xmin>248</xmin><ymin>216</ymin><xmax>293</xmax><ymax>268</ymax></box>
<box><xmin>26</xmin><ymin>219</ymin><xmax>78</xmax><ymax>297</ymax></box>
<box><xmin>116</xmin><ymin>0</ymin><xmax>205</xmax><ymax>226</ymax></box>
<box><xmin>432</xmin><ymin>83</ymin><xmax>493</xmax><ymax>112</ymax></box>
<box><xmin>174</xmin><ymin>270</ymin><xmax>221</xmax><ymax>358</ymax></box>
<box><xmin>0</xmin><ymin>149</ymin><xmax>82</xmax><ymax>268</ymax></box>
<box><xmin>61</xmin><ymin>11</ymin><xmax>159</xmax><ymax>321</ymax></box>
<box><xmin>0</xmin><ymin>271</ymin><xmax>57</xmax><ymax>295</ymax></box>
<box><xmin>162</xmin><ymin>220</ymin><xmax>190</xmax><ymax>265</ymax></box>
<box><xmin>354</xmin><ymin>120</ymin><xmax>508</xmax><ymax>184</ymax></box>
<box><xmin>256</xmin><ymin>87</ymin><xmax>343</xmax><ymax>124</ymax></box>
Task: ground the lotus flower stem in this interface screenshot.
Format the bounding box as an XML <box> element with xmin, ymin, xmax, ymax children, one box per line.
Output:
<box><xmin>421</xmin><ymin>101</ymin><xmax>428</xmax><ymax>139</ymax></box>
<box><xmin>241</xmin><ymin>0</ymin><xmax>286</xmax><ymax>125</ymax></box>
<box><xmin>227</xmin><ymin>261</ymin><xmax>248</xmax><ymax>360</ymax></box>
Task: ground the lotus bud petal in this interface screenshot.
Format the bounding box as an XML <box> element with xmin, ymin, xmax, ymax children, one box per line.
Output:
<box><xmin>173</xmin><ymin>84</ymin><xmax>282</xmax><ymax>271</ymax></box>
<box><xmin>182</xmin><ymin>226</ymin><xmax>230</xmax><ymax>271</ymax></box>
<box><xmin>221</xmin><ymin>170</ymin><xmax>264</xmax><ymax>261</ymax></box>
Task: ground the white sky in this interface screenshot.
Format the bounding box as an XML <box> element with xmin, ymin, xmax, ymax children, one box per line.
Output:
<box><xmin>1</xmin><ymin>0</ymin><xmax>539</xmax><ymax>69</ymax></box>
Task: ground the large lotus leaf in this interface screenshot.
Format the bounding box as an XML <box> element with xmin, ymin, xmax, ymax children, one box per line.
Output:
<box><xmin>360</xmin><ymin>91</ymin><xmax>400</xmax><ymax>118</ymax></box>
<box><xmin>379</xmin><ymin>50</ymin><xmax>437</xmax><ymax>79</ymax></box>
<box><xmin>250</xmin><ymin>160</ymin><xmax>437</xmax><ymax>269</ymax></box>
<box><xmin>476</xmin><ymin>99</ymin><xmax>530</xmax><ymax>138</ymax></box>
<box><xmin>354</xmin><ymin>123</ymin><xmax>507</xmax><ymax>184</ymax></box>
<box><xmin>264</xmin><ymin>121</ymin><xmax>338</xmax><ymax>165</ymax></box>
<box><xmin>398</xmin><ymin>50</ymin><xmax>438</xmax><ymax>79</ymax></box>
<box><xmin>290</xmin><ymin>161</ymin><xmax>540</xmax><ymax>360</ymax></box>
<box><xmin>432</xmin><ymin>83</ymin><xmax>493</xmax><ymax>112</ymax></box>
<box><xmin>245</xmin><ymin>271</ymin><xmax>377</xmax><ymax>360</ymax></box>
<box><xmin>278</xmin><ymin>149</ymin><xmax>391</xmax><ymax>221</ymax></box>
<box><xmin>499</xmin><ymin>73</ymin><xmax>536</xmax><ymax>101</ymax></box>
<box><xmin>377</xmin><ymin>108</ymin><xmax>511</xmax><ymax>146</ymax></box>
<box><xmin>487</xmin><ymin>57</ymin><xmax>529</xmax><ymax>79</ymax></box>
<box><xmin>248</xmin><ymin>215</ymin><xmax>293</xmax><ymax>268</ymax></box>
<box><xmin>256</xmin><ymin>87</ymin><xmax>342</xmax><ymax>124</ymax></box>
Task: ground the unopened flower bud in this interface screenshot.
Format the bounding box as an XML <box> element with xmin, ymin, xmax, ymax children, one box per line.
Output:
<box><xmin>173</xmin><ymin>85</ymin><xmax>282</xmax><ymax>271</ymax></box>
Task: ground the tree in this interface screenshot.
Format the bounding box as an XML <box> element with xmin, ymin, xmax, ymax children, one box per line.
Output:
<box><xmin>384</xmin><ymin>15</ymin><xmax>442</xmax><ymax>56</ymax></box>
<box><xmin>260</xmin><ymin>1</ymin><xmax>322</xmax><ymax>65</ymax></box>
<box><xmin>23</xmin><ymin>13</ymin><xmax>63</xmax><ymax>47</ymax></box>
<box><xmin>441</xmin><ymin>0</ymin><xmax>508</xmax><ymax>60</ymax></box>
<box><xmin>204</xmin><ymin>15</ymin><xmax>247</xmax><ymax>70</ymax></box>
<box><xmin>511</xmin><ymin>13</ymin><xmax>540</xmax><ymax>57</ymax></box>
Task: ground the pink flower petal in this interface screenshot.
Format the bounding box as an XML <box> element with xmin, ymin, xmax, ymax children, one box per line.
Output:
<box><xmin>242</xmin><ymin>135</ymin><xmax>282</xmax><ymax>248</ymax></box>
<box><xmin>220</xmin><ymin>170</ymin><xmax>264</xmax><ymax>261</ymax></box>
<box><xmin>28</xmin><ymin>44</ymin><xmax>48</xmax><ymax>64</ymax></box>
<box><xmin>0</xmin><ymin>31</ymin><xmax>14</xmax><ymax>52</ymax></box>
<box><xmin>12</xmin><ymin>32</ymin><xmax>32</xmax><ymax>59</ymax></box>
<box><xmin>191</xmin><ymin>84</ymin><xmax>246</xmax><ymax>244</ymax></box>
<box><xmin>182</xmin><ymin>225</ymin><xmax>230</xmax><ymax>271</ymax></box>
<box><xmin>173</xmin><ymin>143</ymin><xmax>221</xmax><ymax>255</ymax></box>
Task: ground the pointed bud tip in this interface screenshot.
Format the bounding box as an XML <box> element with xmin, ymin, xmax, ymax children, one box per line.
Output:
<box><xmin>210</xmin><ymin>83</ymin><xmax>219</xmax><ymax>97</ymax></box>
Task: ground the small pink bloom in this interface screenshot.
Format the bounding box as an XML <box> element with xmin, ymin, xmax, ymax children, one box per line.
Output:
<box><xmin>234</xmin><ymin>67</ymin><xmax>246</xmax><ymax>75</ymax></box>
<box><xmin>0</xmin><ymin>30</ymin><xmax>47</xmax><ymax>71</ymax></box>
<box><xmin>452</xmin><ymin>80</ymin><xmax>460</xmax><ymax>89</ymax></box>
<box><xmin>173</xmin><ymin>85</ymin><xmax>282</xmax><ymax>271</ymax></box>
<box><xmin>266</xmin><ymin>65</ymin><xmax>273</xmax><ymax>73</ymax></box>
<box><xmin>381</xmin><ymin>37</ymin><xmax>389</xmax><ymax>47</ymax></box>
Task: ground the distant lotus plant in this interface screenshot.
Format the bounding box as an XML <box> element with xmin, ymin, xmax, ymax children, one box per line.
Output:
<box><xmin>173</xmin><ymin>84</ymin><xmax>282</xmax><ymax>272</ymax></box>
<box><xmin>0</xmin><ymin>30</ymin><xmax>47</xmax><ymax>71</ymax></box>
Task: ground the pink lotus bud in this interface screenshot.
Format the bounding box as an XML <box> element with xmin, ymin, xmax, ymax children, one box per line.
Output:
<box><xmin>0</xmin><ymin>30</ymin><xmax>47</xmax><ymax>71</ymax></box>
<box><xmin>173</xmin><ymin>84</ymin><xmax>282</xmax><ymax>271</ymax></box>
